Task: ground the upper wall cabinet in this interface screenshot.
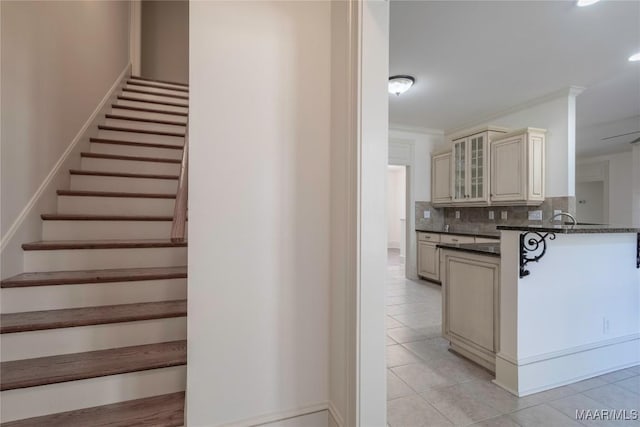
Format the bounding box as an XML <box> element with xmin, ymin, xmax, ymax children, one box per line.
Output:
<box><xmin>490</xmin><ymin>128</ymin><xmax>546</xmax><ymax>205</ymax></box>
<box><xmin>432</xmin><ymin>149</ymin><xmax>452</xmax><ymax>205</ymax></box>
<box><xmin>450</xmin><ymin>127</ymin><xmax>508</xmax><ymax>206</ymax></box>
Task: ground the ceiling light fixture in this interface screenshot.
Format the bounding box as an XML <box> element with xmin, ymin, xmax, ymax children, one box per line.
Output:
<box><xmin>576</xmin><ymin>0</ymin><xmax>600</xmax><ymax>6</ymax></box>
<box><xmin>629</xmin><ymin>52</ymin><xmax>640</xmax><ymax>62</ymax></box>
<box><xmin>389</xmin><ymin>75</ymin><xmax>415</xmax><ymax>96</ymax></box>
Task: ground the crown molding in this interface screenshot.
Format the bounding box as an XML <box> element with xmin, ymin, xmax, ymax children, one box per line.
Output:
<box><xmin>445</xmin><ymin>85</ymin><xmax>586</xmax><ymax>136</ymax></box>
<box><xmin>389</xmin><ymin>122</ymin><xmax>445</xmax><ymax>136</ymax></box>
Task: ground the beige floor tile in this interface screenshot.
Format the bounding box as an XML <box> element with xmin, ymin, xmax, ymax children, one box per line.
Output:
<box><xmin>412</xmin><ymin>325</ymin><xmax>444</xmax><ymax>338</ymax></box>
<box><xmin>419</xmin><ymin>355</ymin><xmax>493</xmax><ymax>383</ymax></box>
<box><xmin>455</xmin><ymin>380</ymin><xmax>539</xmax><ymax>413</ymax></box>
<box><xmin>469</xmin><ymin>415</ymin><xmax>522</xmax><ymax>427</ymax></box>
<box><xmin>421</xmin><ymin>385</ymin><xmax>501</xmax><ymax>426</ymax></box>
<box><xmin>388</xmin><ymin>370</ymin><xmax>415</xmax><ymax>401</ymax></box>
<box><xmin>387</xmin><ymin>295</ymin><xmax>430</xmax><ymax>306</ymax></box>
<box><xmin>584</xmin><ymin>384</ymin><xmax>640</xmax><ymax>411</ymax></box>
<box><xmin>568</xmin><ymin>377</ymin><xmax>610</xmax><ymax>392</ymax></box>
<box><xmin>387</xmin><ymin>316</ymin><xmax>404</xmax><ymax>329</ymax></box>
<box><xmin>387</xmin><ymin>335</ymin><xmax>398</xmax><ymax>346</ymax></box>
<box><xmin>392</xmin><ymin>363</ymin><xmax>458</xmax><ymax>392</ymax></box>
<box><xmin>615</xmin><ymin>376</ymin><xmax>640</xmax><ymax>395</ymax></box>
<box><xmin>521</xmin><ymin>385</ymin><xmax>578</xmax><ymax>405</ymax></box>
<box><xmin>387</xmin><ymin>327</ymin><xmax>427</xmax><ymax>344</ymax></box>
<box><xmin>402</xmin><ymin>338</ymin><xmax>451</xmax><ymax>361</ymax></box>
<box><xmin>598</xmin><ymin>369</ymin><xmax>638</xmax><ymax>383</ymax></box>
<box><xmin>386</xmin><ymin>302</ymin><xmax>433</xmax><ymax>316</ymax></box>
<box><xmin>387</xmin><ymin>394</ymin><xmax>453</xmax><ymax>427</ymax></box>
<box><xmin>509</xmin><ymin>404</ymin><xmax>582</xmax><ymax>427</ymax></box>
<box><xmin>387</xmin><ymin>344</ymin><xmax>423</xmax><ymax>368</ymax></box>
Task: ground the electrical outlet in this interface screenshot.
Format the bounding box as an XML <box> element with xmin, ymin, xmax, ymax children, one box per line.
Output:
<box><xmin>423</xmin><ymin>210</ymin><xmax>431</xmax><ymax>219</ymax></box>
<box><xmin>528</xmin><ymin>210</ymin><xmax>543</xmax><ymax>221</ymax></box>
<box><xmin>501</xmin><ymin>211</ymin><xmax>508</xmax><ymax>220</ymax></box>
<box><xmin>553</xmin><ymin>209</ymin><xmax>562</xmax><ymax>220</ymax></box>
<box><xmin>455</xmin><ymin>210</ymin><xmax>460</xmax><ymax>219</ymax></box>
<box><xmin>488</xmin><ymin>211</ymin><xmax>495</xmax><ymax>220</ymax></box>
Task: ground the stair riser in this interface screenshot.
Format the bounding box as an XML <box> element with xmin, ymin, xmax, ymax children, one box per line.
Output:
<box><xmin>42</xmin><ymin>220</ymin><xmax>184</xmax><ymax>240</ymax></box>
<box><xmin>110</xmin><ymin>107</ymin><xmax>188</xmax><ymax>124</ymax></box>
<box><xmin>90</xmin><ymin>141</ymin><xmax>183</xmax><ymax>160</ymax></box>
<box><xmin>124</xmin><ymin>84</ymin><xmax>187</xmax><ymax>98</ymax></box>
<box><xmin>129</xmin><ymin>78</ymin><xmax>188</xmax><ymax>91</ymax></box>
<box><xmin>24</xmin><ymin>247</ymin><xmax>187</xmax><ymax>272</ymax></box>
<box><xmin>70</xmin><ymin>174</ymin><xmax>178</xmax><ymax>193</ymax></box>
<box><xmin>97</xmin><ymin>129</ymin><xmax>184</xmax><ymax>146</ymax></box>
<box><xmin>103</xmin><ymin>118</ymin><xmax>185</xmax><ymax>134</ymax></box>
<box><xmin>80</xmin><ymin>157</ymin><xmax>180</xmax><ymax>175</ymax></box>
<box><xmin>115</xmin><ymin>99</ymin><xmax>188</xmax><ymax>115</ymax></box>
<box><xmin>0</xmin><ymin>366</ymin><xmax>186</xmax><ymax>423</ymax></box>
<box><xmin>1</xmin><ymin>279</ymin><xmax>187</xmax><ymax>313</ymax></box>
<box><xmin>1</xmin><ymin>318</ymin><xmax>187</xmax><ymax>362</ymax></box>
<box><xmin>120</xmin><ymin>92</ymin><xmax>188</xmax><ymax>107</ymax></box>
<box><xmin>58</xmin><ymin>195</ymin><xmax>175</xmax><ymax>216</ymax></box>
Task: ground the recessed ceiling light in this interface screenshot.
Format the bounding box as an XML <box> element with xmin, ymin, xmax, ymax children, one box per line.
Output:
<box><xmin>629</xmin><ymin>52</ymin><xmax>640</xmax><ymax>62</ymax></box>
<box><xmin>389</xmin><ymin>75</ymin><xmax>415</xmax><ymax>96</ymax></box>
<box><xmin>576</xmin><ymin>0</ymin><xmax>600</xmax><ymax>6</ymax></box>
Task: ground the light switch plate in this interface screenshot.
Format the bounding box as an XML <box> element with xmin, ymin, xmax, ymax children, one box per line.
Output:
<box><xmin>488</xmin><ymin>211</ymin><xmax>495</xmax><ymax>220</ymax></box>
<box><xmin>501</xmin><ymin>211</ymin><xmax>508</xmax><ymax>220</ymax></box>
<box><xmin>455</xmin><ymin>210</ymin><xmax>460</xmax><ymax>219</ymax></box>
<box><xmin>528</xmin><ymin>210</ymin><xmax>543</xmax><ymax>221</ymax></box>
<box><xmin>423</xmin><ymin>210</ymin><xmax>431</xmax><ymax>219</ymax></box>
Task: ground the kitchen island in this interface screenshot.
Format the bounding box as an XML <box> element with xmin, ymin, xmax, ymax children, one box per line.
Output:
<box><xmin>495</xmin><ymin>224</ymin><xmax>640</xmax><ymax>397</ymax></box>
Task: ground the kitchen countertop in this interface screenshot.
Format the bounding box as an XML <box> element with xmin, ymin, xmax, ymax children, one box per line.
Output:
<box><xmin>437</xmin><ymin>242</ymin><xmax>501</xmax><ymax>257</ymax></box>
<box><xmin>415</xmin><ymin>226</ymin><xmax>500</xmax><ymax>239</ymax></box>
<box><xmin>497</xmin><ymin>224</ymin><xmax>640</xmax><ymax>234</ymax></box>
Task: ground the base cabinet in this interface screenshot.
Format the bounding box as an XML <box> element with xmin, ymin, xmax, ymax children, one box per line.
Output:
<box><xmin>441</xmin><ymin>250</ymin><xmax>500</xmax><ymax>372</ymax></box>
<box><xmin>418</xmin><ymin>242</ymin><xmax>439</xmax><ymax>281</ymax></box>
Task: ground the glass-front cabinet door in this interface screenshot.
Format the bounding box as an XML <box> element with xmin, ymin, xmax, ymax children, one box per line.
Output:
<box><xmin>452</xmin><ymin>139</ymin><xmax>466</xmax><ymax>201</ymax></box>
<box><xmin>468</xmin><ymin>134</ymin><xmax>486</xmax><ymax>201</ymax></box>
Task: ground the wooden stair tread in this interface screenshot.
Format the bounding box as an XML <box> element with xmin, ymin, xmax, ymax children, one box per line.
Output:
<box><xmin>0</xmin><ymin>392</ymin><xmax>185</xmax><ymax>427</ymax></box>
<box><xmin>98</xmin><ymin>125</ymin><xmax>185</xmax><ymax>138</ymax></box>
<box><xmin>1</xmin><ymin>300</ymin><xmax>187</xmax><ymax>333</ymax></box>
<box><xmin>69</xmin><ymin>169</ymin><xmax>179</xmax><ymax>180</ymax></box>
<box><xmin>41</xmin><ymin>214</ymin><xmax>175</xmax><ymax>221</ymax></box>
<box><xmin>130</xmin><ymin>76</ymin><xmax>189</xmax><ymax>87</ymax></box>
<box><xmin>111</xmin><ymin>104</ymin><xmax>188</xmax><ymax>117</ymax></box>
<box><xmin>117</xmin><ymin>96</ymin><xmax>188</xmax><ymax>109</ymax></box>
<box><xmin>90</xmin><ymin>137</ymin><xmax>183</xmax><ymax>150</ymax></box>
<box><xmin>127</xmin><ymin>79</ymin><xmax>189</xmax><ymax>92</ymax></box>
<box><xmin>22</xmin><ymin>239</ymin><xmax>187</xmax><ymax>251</ymax></box>
<box><xmin>105</xmin><ymin>114</ymin><xmax>186</xmax><ymax>126</ymax></box>
<box><xmin>57</xmin><ymin>190</ymin><xmax>176</xmax><ymax>199</ymax></box>
<box><xmin>1</xmin><ymin>266</ymin><xmax>186</xmax><ymax>288</ymax></box>
<box><xmin>0</xmin><ymin>340</ymin><xmax>186</xmax><ymax>390</ymax></box>
<box><xmin>81</xmin><ymin>152</ymin><xmax>181</xmax><ymax>164</ymax></box>
<box><xmin>123</xmin><ymin>88</ymin><xmax>189</xmax><ymax>100</ymax></box>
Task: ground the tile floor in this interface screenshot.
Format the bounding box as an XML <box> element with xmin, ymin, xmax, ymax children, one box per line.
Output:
<box><xmin>385</xmin><ymin>249</ymin><xmax>640</xmax><ymax>427</ymax></box>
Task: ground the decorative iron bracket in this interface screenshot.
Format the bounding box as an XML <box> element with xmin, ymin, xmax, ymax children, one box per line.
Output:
<box><xmin>636</xmin><ymin>233</ymin><xmax>639</xmax><ymax>269</ymax></box>
<box><xmin>520</xmin><ymin>232</ymin><xmax>556</xmax><ymax>278</ymax></box>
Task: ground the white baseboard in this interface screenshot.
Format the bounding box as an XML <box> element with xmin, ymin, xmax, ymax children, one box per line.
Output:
<box><xmin>217</xmin><ymin>402</ymin><xmax>330</xmax><ymax>427</ymax></box>
<box><xmin>0</xmin><ymin>63</ymin><xmax>131</xmax><ymax>279</ymax></box>
<box><xmin>495</xmin><ymin>334</ymin><xmax>640</xmax><ymax>397</ymax></box>
<box><xmin>327</xmin><ymin>401</ymin><xmax>344</xmax><ymax>427</ymax></box>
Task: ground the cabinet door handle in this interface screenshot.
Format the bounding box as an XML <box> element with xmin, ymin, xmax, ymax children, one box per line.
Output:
<box><xmin>451</xmin><ymin>239</ymin><xmax>459</xmax><ymax>242</ymax></box>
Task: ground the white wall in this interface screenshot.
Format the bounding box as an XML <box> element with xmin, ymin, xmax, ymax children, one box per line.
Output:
<box><xmin>141</xmin><ymin>0</ymin><xmax>188</xmax><ymax>83</ymax></box>
<box><xmin>188</xmin><ymin>2</ymin><xmax>330</xmax><ymax>425</ymax></box>
<box><xmin>633</xmin><ymin>144</ymin><xmax>640</xmax><ymax>227</ymax></box>
<box><xmin>1</xmin><ymin>1</ymin><xmax>131</xmax><ymax>278</ymax></box>
<box><xmin>387</xmin><ymin>167</ymin><xmax>405</xmax><ymax>249</ymax></box>
<box><xmin>577</xmin><ymin>152</ymin><xmax>634</xmax><ymax>225</ymax></box>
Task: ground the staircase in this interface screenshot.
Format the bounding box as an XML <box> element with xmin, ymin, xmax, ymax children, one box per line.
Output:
<box><xmin>0</xmin><ymin>76</ymin><xmax>189</xmax><ymax>426</ymax></box>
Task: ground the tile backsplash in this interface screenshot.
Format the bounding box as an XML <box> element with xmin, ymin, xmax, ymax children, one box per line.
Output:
<box><xmin>416</xmin><ymin>197</ymin><xmax>576</xmax><ymax>233</ymax></box>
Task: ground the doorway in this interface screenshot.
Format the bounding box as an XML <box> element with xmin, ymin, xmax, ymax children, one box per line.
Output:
<box><xmin>387</xmin><ymin>165</ymin><xmax>407</xmax><ymax>269</ymax></box>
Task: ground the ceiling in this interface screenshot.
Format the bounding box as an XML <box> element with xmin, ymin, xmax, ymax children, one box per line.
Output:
<box><xmin>389</xmin><ymin>0</ymin><xmax>640</xmax><ymax>155</ymax></box>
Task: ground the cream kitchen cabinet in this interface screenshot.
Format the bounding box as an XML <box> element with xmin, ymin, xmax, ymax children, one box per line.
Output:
<box><xmin>490</xmin><ymin>128</ymin><xmax>545</xmax><ymax>205</ymax></box>
<box><xmin>441</xmin><ymin>249</ymin><xmax>500</xmax><ymax>372</ymax></box>
<box><xmin>449</xmin><ymin>126</ymin><xmax>507</xmax><ymax>206</ymax></box>
<box><xmin>417</xmin><ymin>232</ymin><xmax>440</xmax><ymax>282</ymax></box>
<box><xmin>431</xmin><ymin>150</ymin><xmax>452</xmax><ymax>205</ymax></box>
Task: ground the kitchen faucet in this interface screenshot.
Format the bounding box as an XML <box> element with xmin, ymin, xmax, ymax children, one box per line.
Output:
<box><xmin>550</xmin><ymin>211</ymin><xmax>577</xmax><ymax>225</ymax></box>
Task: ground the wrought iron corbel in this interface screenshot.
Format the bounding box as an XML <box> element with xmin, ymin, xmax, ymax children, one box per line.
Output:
<box><xmin>520</xmin><ymin>232</ymin><xmax>556</xmax><ymax>278</ymax></box>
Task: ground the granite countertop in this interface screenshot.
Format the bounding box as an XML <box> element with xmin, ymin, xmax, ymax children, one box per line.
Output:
<box><xmin>437</xmin><ymin>242</ymin><xmax>501</xmax><ymax>257</ymax></box>
<box><xmin>415</xmin><ymin>226</ymin><xmax>500</xmax><ymax>239</ymax></box>
<box><xmin>497</xmin><ymin>224</ymin><xmax>640</xmax><ymax>234</ymax></box>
